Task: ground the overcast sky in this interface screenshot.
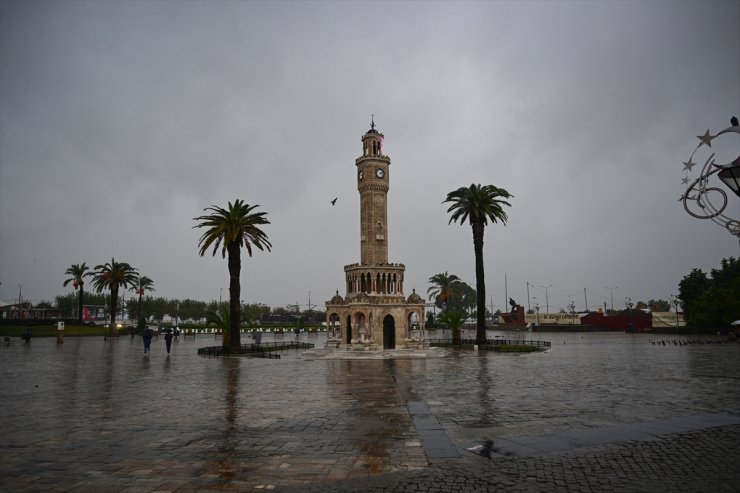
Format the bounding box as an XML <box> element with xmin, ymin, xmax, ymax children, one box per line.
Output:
<box><xmin>1</xmin><ymin>0</ymin><xmax>738</xmax><ymax>314</ymax></box>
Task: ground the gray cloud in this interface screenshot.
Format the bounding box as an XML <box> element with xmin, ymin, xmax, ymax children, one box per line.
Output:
<box><xmin>1</xmin><ymin>0</ymin><xmax>738</xmax><ymax>313</ymax></box>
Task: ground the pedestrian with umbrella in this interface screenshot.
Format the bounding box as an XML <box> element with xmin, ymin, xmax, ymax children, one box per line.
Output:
<box><xmin>163</xmin><ymin>327</ymin><xmax>174</xmax><ymax>354</ymax></box>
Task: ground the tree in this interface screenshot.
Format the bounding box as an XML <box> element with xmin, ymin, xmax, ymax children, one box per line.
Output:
<box><xmin>444</xmin><ymin>183</ymin><xmax>512</xmax><ymax>345</ymax></box>
<box><xmin>91</xmin><ymin>258</ymin><xmax>139</xmax><ymax>337</ymax></box>
<box><xmin>678</xmin><ymin>268</ymin><xmax>711</xmax><ymax>326</ymax></box>
<box><xmin>427</xmin><ymin>272</ymin><xmax>462</xmax><ymax>311</ymax></box>
<box><xmin>678</xmin><ymin>258</ymin><xmax>740</xmax><ymax>328</ymax></box>
<box><xmin>437</xmin><ymin>310</ymin><xmax>466</xmax><ymax>345</ymax></box>
<box><xmin>63</xmin><ymin>262</ymin><xmax>92</xmax><ymax>324</ymax></box>
<box><xmin>647</xmin><ymin>299</ymin><xmax>671</xmax><ymax>312</ymax></box>
<box><xmin>206</xmin><ymin>303</ymin><xmax>231</xmax><ymax>347</ymax></box>
<box><xmin>131</xmin><ymin>275</ymin><xmax>155</xmax><ymax>321</ymax></box>
<box><xmin>457</xmin><ymin>282</ymin><xmax>477</xmax><ymax>315</ymax></box>
<box><xmin>193</xmin><ymin>199</ymin><xmax>271</xmax><ymax>352</ymax></box>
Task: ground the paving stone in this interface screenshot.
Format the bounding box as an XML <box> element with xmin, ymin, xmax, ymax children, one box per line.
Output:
<box><xmin>1</xmin><ymin>334</ymin><xmax>739</xmax><ymax>492</ymax></box>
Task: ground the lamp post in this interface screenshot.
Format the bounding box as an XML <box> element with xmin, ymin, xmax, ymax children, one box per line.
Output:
<box><xmin>681</xmin><ymin>116</ymin><xmax>740</xmax><ymax>241</ymax></box>
<box><xmin>540</xmin><ymin>284</ymin><xmax>553</xmax><ymax>314</ymax></box>
<box><xmin>605</xmin><ymin>286</ymin><xmax>617</xmax><ymax>313</ymax></box>
<box><xmin>569</xmin><ymin>301</ymin><xmax>576</xmax><ymax>327</ymax></box>
<box><xmin>671</xmin><ymin>295</ymin><xmax>681</xmax><ymax>328</ymax></box>
<box><xmin>625</xmin><ymin>297</ymin><xmax>635</xmax><ymax>332</ymax></box>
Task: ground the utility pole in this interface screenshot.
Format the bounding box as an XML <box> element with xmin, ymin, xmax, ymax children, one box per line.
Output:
<box><xmin>526</xmin><ymin>282</ymin><xmax>531</xmax><ymax>312</ymax></box>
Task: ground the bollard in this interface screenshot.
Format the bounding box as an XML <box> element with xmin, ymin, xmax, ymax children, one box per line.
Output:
<box><xmin>56</xmin><ymin>321</ymin><xmax>65</xmax><ymax>344</ymax></box>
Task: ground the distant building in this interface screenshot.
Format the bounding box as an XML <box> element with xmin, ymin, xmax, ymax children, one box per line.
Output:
<box><xmin>0</xmin><ymin>302</ymin><xmax>62</xmax><ymax>320</ymax></box>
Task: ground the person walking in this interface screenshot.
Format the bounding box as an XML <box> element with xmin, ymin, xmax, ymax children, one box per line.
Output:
<box><xmin>142</xmin><ymin>327</ymin><xmax>153</xmax><ymax>355</ymax></box>
<box><xmin>164</xmin><ymin>329</ymin><xmax>174</xmax><ymax>354</ymax></box>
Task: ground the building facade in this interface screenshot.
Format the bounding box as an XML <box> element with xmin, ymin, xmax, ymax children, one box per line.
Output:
<box><xmin>325</xmin><ymin>121</ymin><xmax>425</xmax><ymax>349</ymax></box>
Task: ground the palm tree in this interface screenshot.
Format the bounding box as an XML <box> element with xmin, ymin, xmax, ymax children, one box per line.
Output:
<box><xmin>206</xmin><ymin>303</ymin><xmax>231</xmax><ymax>347</ymax></box>
<box><xmin>131</xmin><ymin>275</ymin><xmax>155</xmax><ymax>321</ymax></box>
<box><xmin>193</xmin><ymin>199</ymin><xmax>271</xmax><ymax>352</ymax></box>
<box><xmin>91</xmin><ymin>258</ymin><xmax>140</xmax><ymax>337</ymax></box>
<box><xmin>444</xmin><ymin>184</ymin><xmax>512</xmax><ymax>346</ymax></box>
<box><xmin>63</xmin><ymin>262</ymin><xmax>91</xmax><ymax>324</ymax></box>
<box><xmin>427</xmin><ymin>271</ymin><xmax>462</xmax><ymax>311</ymax></box>
<box><xmin>437</xmin><ymin>310</ymin><xmax>466</xmax><ymax>345</ymax></box>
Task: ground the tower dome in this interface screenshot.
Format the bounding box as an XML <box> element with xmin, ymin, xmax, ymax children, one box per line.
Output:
<box><xmin>329</xmin><ymin>290</ymin><xmax>344</xmax><ymax>305</ymax></box>
<box><xmin>406</xmin><ymin>289</ymin><xmax>423</xmax><ymax>304</ymax></box>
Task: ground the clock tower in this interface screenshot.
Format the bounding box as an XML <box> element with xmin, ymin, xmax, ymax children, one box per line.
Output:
<box><xmin>326</xmin><ymin>119</ymin><xmax>425</xmax><ymax>350</ymax></box>
<box><xmin>356</xmin><ymin>118</ymin><xmax>390</xmax><ymax>265</ymax></box>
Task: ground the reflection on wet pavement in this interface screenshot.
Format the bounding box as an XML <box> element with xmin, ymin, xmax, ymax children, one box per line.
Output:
<box><xmin>0</xmin><ymin>331</ymin><xmax>738</xmax><ymax>491</ymax></box>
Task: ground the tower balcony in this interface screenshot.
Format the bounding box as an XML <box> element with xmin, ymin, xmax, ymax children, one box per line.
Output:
<box><xmin>343</xmin><ymin>263</ymin><xmax>406</xmax><ymax>298</ymax></box>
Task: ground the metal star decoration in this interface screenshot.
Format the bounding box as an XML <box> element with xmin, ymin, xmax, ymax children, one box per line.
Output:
<box><xmin>680</xmin><ymin>118</ymin><xmax>740</xmax><ymax>239</ymax></box>
<box><xmin>696</xmin><ymin>129</ymin><xmax>713</xmax><ymax>147</ymax></box>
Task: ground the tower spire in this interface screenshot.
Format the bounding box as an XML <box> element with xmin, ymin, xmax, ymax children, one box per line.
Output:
<box><xmin>371</xmin><ymin>114</ymin><xmax>375</xmax><ymax>130</ymax></box>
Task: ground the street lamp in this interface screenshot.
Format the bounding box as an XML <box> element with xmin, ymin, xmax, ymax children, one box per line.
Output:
<box><xmin>671</xmin><ymin>295</ymin><xmax>681</xmax><ymax>328</ymax></box>
<box><xmin>569</xmin><ymin>301</ymin><xmax>576</xmax><ymax>326</ymax></box>
<box><xmin>540</xmin><ymin>284</ymin><xmax>553</xmax><ymax>314</ymax></box>
<box><xmin>717</xmin><ymin>156</ymin><xmax>740</xmax><ymax>198</ymax></box>
<box><xmin>625</xmin><ymin>297</ymin><xmax>635</xmax><ymax>332</ymax></box>
<box><xmin>681</xmin><ymin>117</ymin><xmax>740</xmax><ymax>239</ymax></box>
<box><xmin>605</xmin><ymin>286</ymin><xmax>617</xmax><ymax>313</ymax></box>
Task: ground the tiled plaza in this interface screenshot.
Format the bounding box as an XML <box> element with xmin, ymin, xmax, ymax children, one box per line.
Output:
<box><xmin>1</xmin><ymin>331</ymin><xmax>738</xmax><ymax>492</ymax></box>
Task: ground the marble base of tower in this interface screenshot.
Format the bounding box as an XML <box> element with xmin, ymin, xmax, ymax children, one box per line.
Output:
<box><xmin>325</xmin><ymin>278</ymin><xmax>425</xmax><ymax>351</ymax></box>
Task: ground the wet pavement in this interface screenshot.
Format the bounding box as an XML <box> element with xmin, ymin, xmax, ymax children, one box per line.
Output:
<box><xmin>1</xmin><ymin>331</ymin><xmax>739</xmax><ymax>492</ymax></box>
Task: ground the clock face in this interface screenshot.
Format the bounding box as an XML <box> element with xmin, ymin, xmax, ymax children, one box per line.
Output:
<box><xmin>358</xmin><ymin>170</ymin><xmax>364</xmax><ymax>180</ymax></box>
<box><xmin>375</xmin><ymin>168</ymin><xmax>385</xmax><ymax>179</ymax></box>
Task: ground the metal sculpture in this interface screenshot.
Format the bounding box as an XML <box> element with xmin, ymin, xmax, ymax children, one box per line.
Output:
<box><xmin>680</xmin><ymin>117</ymin><xmax>740</xmax><ymax>238</ymax></box>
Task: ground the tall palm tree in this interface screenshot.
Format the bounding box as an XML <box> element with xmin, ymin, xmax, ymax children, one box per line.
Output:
<box><xmin>91</xmin><ymin>258</ymin><xmax>139</xmax><ymax>337</ymax></box>
<box><xmin>131</xmin><ymin>275</ymin><xmax>155</xmax><ymax>321</ymax></box>
<box><xmin>193</xmin><ymin>199</ymin><xmax>271</xmax><ymax>352</ymax></box>
<box><xmin>444</xmin><ymin>184</ymin><xmax>512</xmax><ymax>346</ymax></box>
<box><xmin>63</xmin><ymin>262</ymin><xmax>92</xmax><ymax>324</ymax></box>
<box><xmin>427</xmin><ymin>271</ymin><xmax>462</xmax><ymax>311</ymax></box>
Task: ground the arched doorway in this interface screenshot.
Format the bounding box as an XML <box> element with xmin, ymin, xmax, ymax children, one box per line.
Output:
<box><xmin>353</xmin><ymin>312</ymin><xmax>367</xmax><ymax>341</ymax></box>
<box><xmin>407</xmin><ymin>311</ymin><xmax>420</xmax><ymax>338</ymax></box>
<box><xmin>383</xmin><ymin>315</ymin><xmax>395</xmax><ymax>349</ymax></box>
<box><xmin>346</xmin><ymin>315</ymin><xmax>352</xmax><ymax>344</ymax></box>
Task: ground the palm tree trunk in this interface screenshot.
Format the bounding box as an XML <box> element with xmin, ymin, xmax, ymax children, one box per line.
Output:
<box><xmin>137</xmin><ymin>293</ymin><xmax>143</xmax><ymax>321</ymax></box>
<box><xmin>227</xmin><ymin>241</ymin><xmax>242</xmax><ymax>352</ymax></box>
<box><xmin>452</xmin><ymin>327</ymin><xmax>461</xmax><ymax>345</ymax></box>
<box><xmin>77</xmin><ymin>285</ymin><xmax>84</xmax><ymax>325</ymax></box>
<box><xmin>109</xmin><ymin>286</ymin><xmax>118</xmax><ymax>338</ymax></box>
<box><xmin>472</xmin><ymin>222</ymin><xmax>487</xmax><ymax>346</ymax></box>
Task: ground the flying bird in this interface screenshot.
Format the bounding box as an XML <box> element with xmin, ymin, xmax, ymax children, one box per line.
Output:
<box><xmin>331</xmin><ymin>198</ymin><xmax>337</xmax><ymax>206</ymax></box>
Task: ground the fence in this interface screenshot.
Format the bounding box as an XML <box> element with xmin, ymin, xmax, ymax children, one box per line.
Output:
<box><xmin>197</xmin><ymin>341</ymin><xmax>315</xmax><ymax>358</ymax></box>
<box><xmin>427</xmin><ymin>338</ymin><xmax>551</xmax><ymax>349</ymax></box>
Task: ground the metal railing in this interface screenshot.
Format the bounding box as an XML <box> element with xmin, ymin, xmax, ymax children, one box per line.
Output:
<box><xmin>427</xmin><ymin>338</ymin><xmax>551</xmax><ymax>349</ymax></box>
<box><xmin>197</xmin><ymin>341</ymin><xmax>314</xmax><ymax>358</ymax></box>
